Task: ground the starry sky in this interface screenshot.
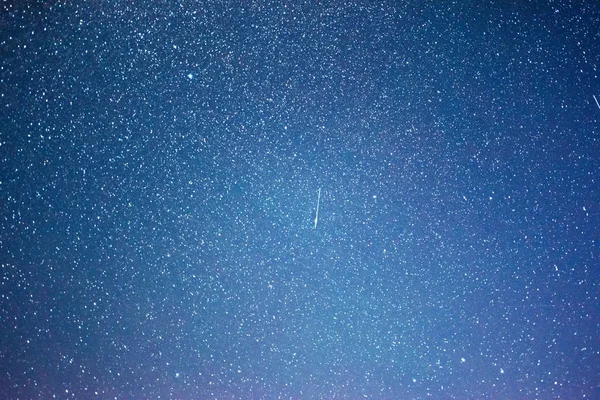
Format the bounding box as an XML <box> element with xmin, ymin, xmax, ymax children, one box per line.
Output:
<box><xmin>1</xmin><ymin>1</ymin><xmax>599</xmax><ymax>399</ymax></box>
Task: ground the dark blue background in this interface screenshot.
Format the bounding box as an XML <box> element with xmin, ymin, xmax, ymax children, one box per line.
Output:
<box><xmin>1</xmin><ymin>1</ymin><xmax>598</xmax><ymax>398</ymax></box>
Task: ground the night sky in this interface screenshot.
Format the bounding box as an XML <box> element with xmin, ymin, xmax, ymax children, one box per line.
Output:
<box><xmin>1</xmin><ymin>1</ymin><xmax>599</xmax><ymax>399</ymax></box>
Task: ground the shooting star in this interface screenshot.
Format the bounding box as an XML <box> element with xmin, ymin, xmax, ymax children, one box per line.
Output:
<box><xmin>314</xmin><ymin>188</ymin><xmax>321</xmax><ymax>229</ymax></box>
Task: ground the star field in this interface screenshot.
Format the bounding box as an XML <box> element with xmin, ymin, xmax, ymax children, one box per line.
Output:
<box><xmin>1</xmin><ymin>1</ymin><xmax>599</xmax><ymax>399</ymax></box>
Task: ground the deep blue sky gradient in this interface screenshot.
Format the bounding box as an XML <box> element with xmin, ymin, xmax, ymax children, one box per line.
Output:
<box><xmin>1</xmin><ymin>1</ymin><xmax>599</xmax><ymax>399</ymax></box>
